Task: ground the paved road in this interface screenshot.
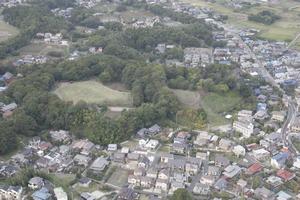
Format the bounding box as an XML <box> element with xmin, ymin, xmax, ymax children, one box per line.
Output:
<box><xmin>281</xmin><ymin>99</ymin><xmax>299</xmax><ymax>155</ymax></box>
<box><xmin>288</xmin><ymin>33</ymin><xmax>300</xmax><ymax>49</ymax></box>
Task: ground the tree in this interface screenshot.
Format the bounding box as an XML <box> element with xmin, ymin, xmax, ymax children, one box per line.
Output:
<box><xmin>170</xmin><ymin>189</ymin><xmax>193</xmax><ymax>200</ymax></box>
<box><xmin>0</xmin><ymin>121</ymin><xmax>18</xmax><ymax>155</ymax></box>
<box><xmin>12</xmin><ymin>110</ymin><xmax>38</xmax><ymax>136</ymax></box>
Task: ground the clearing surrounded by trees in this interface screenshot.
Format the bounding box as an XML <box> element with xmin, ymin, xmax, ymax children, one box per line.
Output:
<box><xmin>54</xmin><ymin>80</ymin><xmax>133</xmax><ymax>106</ymax></box>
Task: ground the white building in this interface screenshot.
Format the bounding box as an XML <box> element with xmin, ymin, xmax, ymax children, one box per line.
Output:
<box><xmin>233</xmin><ymin>145</ymin><xmax>246</xmax><ymax>157</ymax></box>
<box><xmin>233</xmin><ymin>120</ymin><xmax>254</xmax><ymax>138</ymax></box>
<box><xmin>54</xmin><ymin>187</ymin><xmax>68</xmax><ymax>200</ymax></box>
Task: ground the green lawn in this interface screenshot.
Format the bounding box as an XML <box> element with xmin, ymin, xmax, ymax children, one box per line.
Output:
<box><xmin>54</xmin><ymin>81</ymin><xmax>133</xmax><ymax>106</ymax></box>
<box><xmin>171</xmin><ymin>89</ymin><xmax>201</xmax><ymax>109</ymax></box>
<box><xmin>106</xmin><ymin>167</ymin><xmax>129</xmax><ymax>187</ymax></box>
<box><xmin>201</xmin><ymin>92</ymin><xmax>242</xmax><ymax>126</ymax></box>
<box><xmin>50</xmin><ymin>173</ymin><xmax>76</xmax><ymax>187</ymax></box>
<box><xmin>19</xmin><ymin>43</ymin><xmax>69</xmax><ymax>57</ymax></box>
<box><xmin>0</xmin><ymin>20</ymin><xmax>19</xmax><ymax>42</ymax></box>
<box><xmin>183</xmin><ymin>0</ymin><xmax>300</xmax><ymax>42</ymax></box>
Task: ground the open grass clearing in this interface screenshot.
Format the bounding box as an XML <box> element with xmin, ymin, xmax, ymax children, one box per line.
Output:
<box><xmin>201</xmin><ymin>92</ymin><xmax>242</xmax><ymax>126</ymax></box>
<box><xmin>170</xmin><ymin>89</ymin><xmax>201</xmax><ymax>109</ymax></box>
<box><xmin>74</xmin><ymin>182</ymin><xmax>100</xmax><ymax>193</ymax></box>
<box><xmin>54</xmin><ymin>80</ymin><xmax>133</xmax><ymax>106</ymax></box>
<box><xmin>0</xmin><ymin>19</ymin><xmax>19</xmax><ymax>42</ymax></box>
<box><xmin>120</xmin><ymin>8</ymin><xmax>155</xmax><ymax>23</ymax></box>
<box><xmin>49</xmin><ymin>173</ymin><xmax>76</xmax><ymax>193</ymax></box>
<box><xmin>106</xmin><ymin>167</ymin><xmax>129</xmax><ymax>187</ymax></box>
<box><xmin>19</xmin><ymin>42</ymin><xmax>69</xmax><ymax>57</ymax></box>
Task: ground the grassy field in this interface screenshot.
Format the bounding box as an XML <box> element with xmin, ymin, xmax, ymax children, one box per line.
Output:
<box><xmin>171</xmin><ymin>89</ymin><xmax>201</xmax><ymax>109</ymax></box>
<box><xmin>0</xmin><ymin>19</ymin><xmax>19</xmax><ymax>42</ymax></box>
<box><xmin>50</xmin><ymin>173</ymin><xmax>76</xmax><ymax>188</ymax></box>
<box><xmin>54</xmin><ymin>81</ymin><xmax>133</xmax><ymax>106</ymax></box>
<box><xmin>183</xmin><ymin>0</ymin><xmax>300</xmax><ymax>42</ymax></box>
<box><xmin>19</xmin><ymin>43</ymin><xmax>69</xmax><ymax>57</ymax></box>
<box><xmin>120</xmin><ymin>9</ymin><xmax>155</xmax><ymax>23</ymax></box>
<box><xmin>201</xmin><ymin>92</ymin><xmax>242</xmax><ymax>126</ymax></box>
<box><xmin>106</xmin><ymin>167</ymin><xmax>129</xmax><ymax>187</ymax></box>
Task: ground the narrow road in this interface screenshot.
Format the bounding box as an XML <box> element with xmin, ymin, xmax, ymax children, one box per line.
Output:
<box><xmin>288</xmin><ymin>33</ymin><xmax>300</xmax><ymax>49</ymax></box>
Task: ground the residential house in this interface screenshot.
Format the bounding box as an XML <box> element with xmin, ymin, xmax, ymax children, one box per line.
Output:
<box><xmin>172</xmin><ymin>143</ymin><xmax>186</xmax><ymax>154</ymax></box>
<box><xmin>74</xmin><ymin>154</ymin><xmax>90</xmax><ymax>167</ymax></box>
<box><xmin>134</xmin><ymin>168</ymin><xmax>146</xmax><ymax>176</ymax></box>
<box><xmin>266</xmin><ymin>176</ymin><xmax>283</xmax><ymax>188</ymax></box>
<box><xmin>193</xmin><ymin>183</ymin><xmax>209</xmax><ymax>195</ymax></box>
<box><xmin>121</xmin><ymin>147</ymin><xmax>129</xmax><ymax>154</ymax></box>
<box><xmin>293</xmin><ymin>156</ymin><xmax>300</xmax><ymax>169</ymax></box>
<box><xmin>233</xmin><ymin>119</ymin><xmax>254</xmax><ymax>138</ymax></box>
<box><xmin>78</xmin><ymin>177</ymin><xmax>92</xmax><ymax>187</ymax></box>
<box><xmin>237</xmin><ymin>110</ymin><xmax>253</xmax><ymax>121</ymax></box>
<box><xmin>223</xmin><ymin>165</ymin><xmax>241</xmax><ymax>178</ymax></box>
<box><xmin>158</xmin><ymin>169</ymin><xmax>169</xmax><ymax>180</ymax></box>
<box><xmin>206</xmin><ymin>166</ymin><xmax>221</xmax><ymax>176</ymax></box>
<box><xmin>54</xmin><ymin>187</ymin><xmax>68</xmax><ymax>200</ymax></box>
<box><xmin>31</xmin><ymin>187</ymin><xmax>52</xmax><ymax>200</ymax></box>
<box><xmin>137</xmin><ymin>128</ymin><xmax>149</xmax><ymax>138</ymax></box>
<box><xmin>218</xmin><ymin>139</ymin><xmax>233</xmax><ymax>151</ymax></box>
<box><xmin>237</xmin><ymin>179</ymin><xmax>247</xmax><ymax>190</ymax></box>
<box><xmin>200</xmin><ymin>175</ymin><xmax>216</xmax><ymax>186</ymax></box>
<box><xmin>146</xmin><ymin>168</ymin><xmax>158</xmax><ymax>179</ymax></box>
<box><xmin>194</xmin><ymin>131</ymin><xmax>211</xmax><ymax>147</ymax></box>
<box><xmin>254</xmin><ymin>187</ymin><xmax>275</xmax><ymax>200</ymax></box>
<box><xmin>127</xmin><ymin>175</ymin><xmax>141</xmax><ymax>187</ymax></box>
<box><xmin>276</xmin><ymin>191</ymin><xmax>292</xmax><ymax>200</ymax></box>
<box><xmin>89</xmin><ymin>157</ymin><xmax>109</xmax><ymax>173</ymax></box>
<box><xmin>81</xmin><ymin>192</ymin><xmax>95</xmax><ymax>200</ymax></box>
<box><xmin>155</xmin><ymin>179</ymin><xmax>168</xmax><ymax>191</ymax></box>
<box><xmin>276</xmin><ymin>169</ymin><xmax>295</xmax><ymax>182</ymax></box>
<box><xmin>72</xmin><ymin>139</ymin><xmax>94</xmax><ymax>155</ymax></box>
<box><xmin>215</xmin><ymin>155</ymin><xmax>230</xmax><ymax>167</ymax></box>
<box><xmin>271</xmin><ymin>152</ymin><xmax>289</xmax><ymax>169</ymax></box>
<box><xmin>148</xmin><ymin>124</ymin><xmax>161</xmax><ymax>136</ymax></box>
<box><xmin>246</xmin><ymin>163</ymin><xmax>263</xmax><ymax>175</ymax></box>
<box><xmin>113</xmin><ymin>153</ymin><xmax>126</xmax><ymax>163</ymax></box>
<box><xmin>271</xmin><ymin>111</ymin><xmax>286</xmax><ymax>122</ymax></box>
<box><xmin>254</xmin><ymin>110</ymin><xmax>269</xmax><ymax>121</ymax></box>
<box><xmin>160</xmin><ymin>153</ymin><xmax>174</xmax><ymax>163</ymax></box>
<box><xmin>214</xmin><ymin>178</ymin><xmax>228</xmax><ymax>190</ymax></box>
<box><xmin>28</xmin><ymin>177</ymin><xmax>44</xmax><ymax>190</ymax></box>
<box><xmin>117</xmin><ymin>187</ymin><xmax>137</xmax><ymax>200</ymax></box>
<box><xmin>5</xmin><ymin>186</ymin><xmax>23</xmax><ymax>200</ymax></box>
<box><xmin>127</xmin><ymin>153</ymin><xmax>140</xmax><ymax>162</ymax></box>
<box><xmin>185</xmin><ymin>162</ymin><xmax>198</xmax><ymax>175</ymax></box>
<box><xmin>107</xmin><ymin>144</ymin><xmax>118</xmax><ymax>151</ymax></box>
<box><xmin>138</xmin><ymin>156</ymin><xmax>150</xmax><ymax>169</ymax></box>
<box><xmin>170</xmin><ymin>181</ymin><xmax>185</xmax><ymax>193</ymax></box>
<box><xmin>233</xmin><ymin>145</ymin><xmax>246</xmax><ymax>157</ymax></box>
<box><xmin>140</xmin><ymin>176</ymin><xmax>154</xmax><ymax>188</ymax></box>
<box><xmin>291</xmin><ymin>117</ymin><xmax>300</xmax><ymax>132</ymax></box>
<box><xmin>196</xmin><ymin>152</ymin><xmax>208</xmax><ymax>160</ymax></box>
<box><xmin>252</xmin><ymin>148</ymin><xmax>270</xmax><ymax>161</ymax></box>
<box><xmin>1</xmin><ymin>102</ymin><xmax>17</xmax><ymax>114</ymax></box>
<box><xmin>49</xmin><ymin>130</ymin><xmax>71</xmax><ymax>143</ymax></box>
<box><xmin>145</xmin><ymin>139</ymin><xmax>159</xmax><ymax>150</ymax></box>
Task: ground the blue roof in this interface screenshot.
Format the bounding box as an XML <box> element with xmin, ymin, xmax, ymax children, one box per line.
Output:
<box><xmin>272</xmin><ymin>152</ymin><xmax>289</xmax><ymax>163</ymax></box>
<box><xmin>257</xmin><ymin>103</ymin><xmax>267</xmax><ymax>111</ymax></box>
<box><xmin>32</xmin><ymin>187</ymin><xmax>51</xmax><ymax>200</ymax></box>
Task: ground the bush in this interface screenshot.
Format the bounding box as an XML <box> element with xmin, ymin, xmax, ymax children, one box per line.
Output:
<box><xmin>248</xmin><ymin>10</ymin><xmax>280</xmax><ymax>25</ymax></box>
